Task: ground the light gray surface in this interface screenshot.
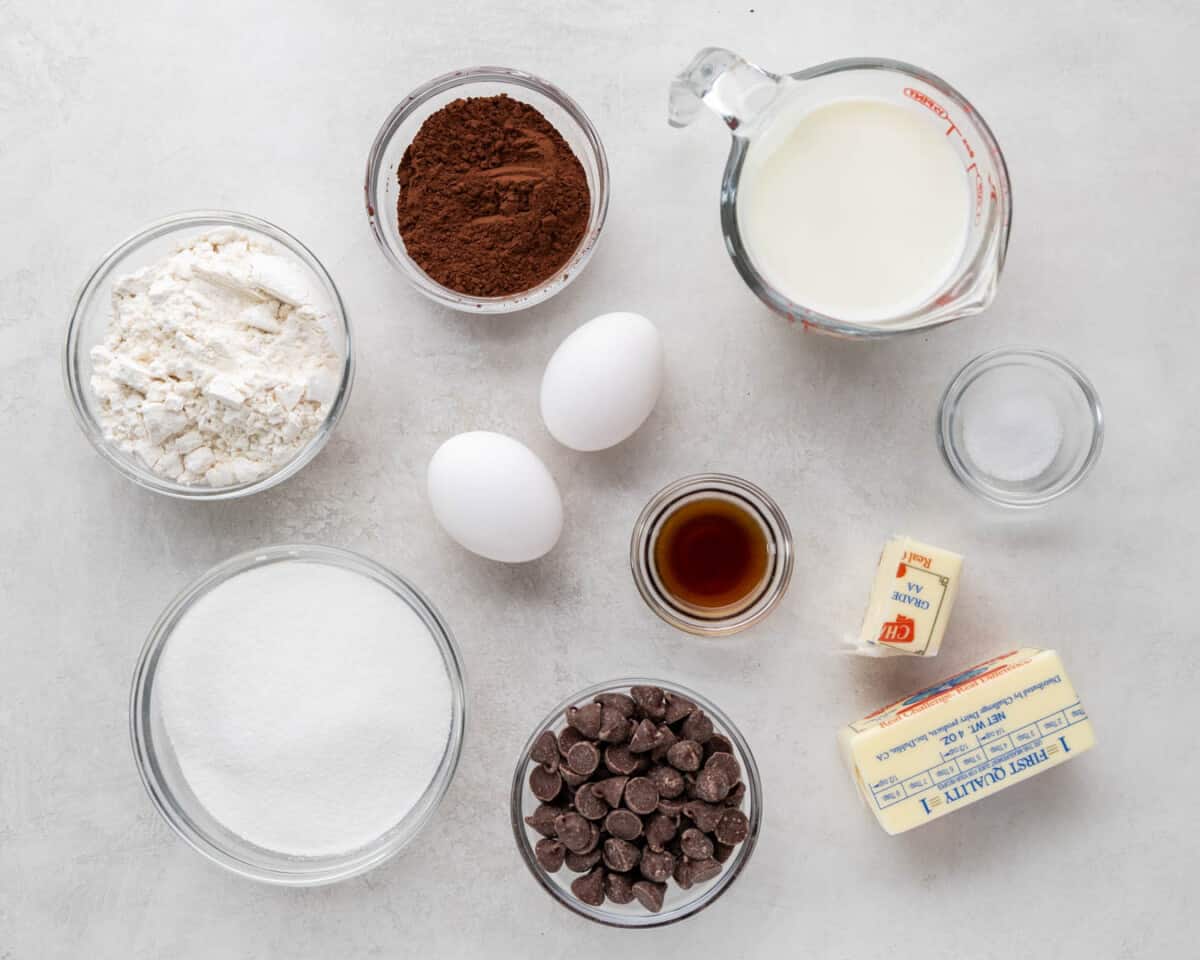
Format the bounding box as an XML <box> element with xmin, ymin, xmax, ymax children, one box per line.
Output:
<box><xmin>2</xmin><ymin>1</ymin><xmax>1197</xmax><ymax>956</ymax></box>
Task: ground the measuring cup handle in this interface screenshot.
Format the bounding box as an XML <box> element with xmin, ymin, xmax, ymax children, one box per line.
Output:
<box><xmin>668</xmin><ymin>47</ymin><xmax>781</xmax><ymax>132</ymax></box>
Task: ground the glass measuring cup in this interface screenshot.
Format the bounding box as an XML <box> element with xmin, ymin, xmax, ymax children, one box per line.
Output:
<box><xmin>670</xmin><ymin>48</ymin><xmax>1012</xmax><ymax>339</ymax></box>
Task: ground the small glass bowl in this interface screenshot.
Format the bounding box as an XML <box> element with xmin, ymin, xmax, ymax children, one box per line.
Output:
<box><xmin>64</xmin><ymin>211</ymin><xmax>354</xmax><ymax>500</ymax></box>
<box><xmin>630</xmin><ymin>474</ymin><xmax>794</xmax><ymax>636</ymax></box>
<box><xmin>130</xmin><ymin>544</ymin><xmax>467</xmax><ymax>886</ymax></box>
<box><xmin>511</xmin><ymin>678</ymin><xmax>762</xmax><ymax>928</ymax></box>
<box><xmin>938</xmin><ymin>347</ymin><xmax>1104</xmax><ymax>507</ymax></box>
<box><xmin>365</xmin><ymin>66</ymin><xmax>609</xmax><ymax>313</ymax></box>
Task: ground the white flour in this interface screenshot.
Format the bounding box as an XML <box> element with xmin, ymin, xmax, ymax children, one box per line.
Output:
<box><xmin>157</xmin><ymin>560</ymin><xmax>453</xmax><ymax>857</ymax></box>
<box><xmin>89</xmin><ymin>230</ymin><xmax>341</xmax><ymax>486</ymax></box>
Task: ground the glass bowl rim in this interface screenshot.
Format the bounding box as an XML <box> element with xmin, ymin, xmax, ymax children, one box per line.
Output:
<box><xmin>63</xmin><ymin>209</ymin><xmax>355</xmax><ymax>501</ymax></box>
<box><xmin>364</xmin><ymin>64</ymin><xmax>610</xmax><ymax>314</ymax></box>
<box><xmin>130</xmin><ymin>543</ymin><xmax>468</xmax><ymax>886</ymax></box>
<box><xmin>719</xmin><ymin>56</ymin><xmax>1013</xmax><ymax>339</ymax></box>
<box><xmin>630</xmin><ymin>473</ymin><xmax>795</xmax><ymax>636</ymax></box>
<box><xmin>937</xmin><ymin>345</ymin><xmax>1105</xmax><ymax>508</ymax></box>
<box><xmin>509</xmin><ymin>676</ymin><xmax>762</xmax><ymax>928</ymax></box>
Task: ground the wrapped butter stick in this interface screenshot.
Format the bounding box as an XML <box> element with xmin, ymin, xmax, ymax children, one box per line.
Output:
<box><xmin>839</xmin><ymin>648</ymin><xmax>1095</xmax><ymax>834</ymax></box>
<box><xmin>848</xmin><ymin>535</ymin><xmax>962</xmax><ymax>658</ymax></box>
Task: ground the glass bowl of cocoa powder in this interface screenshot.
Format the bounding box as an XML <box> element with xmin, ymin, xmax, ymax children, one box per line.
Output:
<box><xmin>366</xmin><ymin>67</ymin><xmax>609</xmax><ymax>313</ymax></box>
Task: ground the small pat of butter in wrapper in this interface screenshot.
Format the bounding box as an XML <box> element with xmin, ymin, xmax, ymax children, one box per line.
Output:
<box><xmin>850</xmin><ymin>536</ymin><xmax>962</xmax><ymax>658</ymax></box>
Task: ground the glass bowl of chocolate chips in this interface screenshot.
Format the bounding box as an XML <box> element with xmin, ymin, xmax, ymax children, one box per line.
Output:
<box><xmin>511</xmin><ymin>679</ymin><xmax>761</xmax><ymax>927</ymax></box>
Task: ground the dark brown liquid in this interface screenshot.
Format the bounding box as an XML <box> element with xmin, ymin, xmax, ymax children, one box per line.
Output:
<box><xmin>652</xmin><ymin>497</ymin><xmax>771</xmax><ymax>613</ymax></box>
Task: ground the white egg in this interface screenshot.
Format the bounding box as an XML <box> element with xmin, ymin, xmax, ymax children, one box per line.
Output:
<box><xmin>427</xmin><ymin>432</ymin><xmax>563</xmax><ymax>563</ymax></box>
<box><xmin>540</xmin><ymin>312</ymin><xmax>664</xmax><ymax>452</ymax></box>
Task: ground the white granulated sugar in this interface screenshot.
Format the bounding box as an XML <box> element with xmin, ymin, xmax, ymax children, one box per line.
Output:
<box><xmin>89</xmin><ymin>230</ymin><xmax>341</xmax><ymax>487</ymax></box>
<box><xmin>157</xmin><ymin>561</ymin><xmax>452</xmax><ymax>857</ymax></box>
<box><xmin>963</xmin><ymin>390</ymin><xmax>1064</xmax><ymax>483</ymax></box>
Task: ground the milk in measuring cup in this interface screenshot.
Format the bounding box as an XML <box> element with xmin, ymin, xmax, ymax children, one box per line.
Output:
<box><xmin>738</xmin><ymin>98</ymin><xmax>971</xmax><ymax>323</ymax></box>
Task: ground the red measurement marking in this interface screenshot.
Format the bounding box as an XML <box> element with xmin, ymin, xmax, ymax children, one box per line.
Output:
<box><xmin>903</xmin><ymin>88</ymin><xmax>995</xmax><ymax>224</ymax></box>
<box><xmin>964</xmin><ymin>162</ymin><xmax>985</xmax><ymax>225</ymax></box>
<box><xmin>904</xmin><ymin>87</ymin><xmax>949</xmax><ymax>120</ymax></box>
<box><xmin>904</xmin><ymin>86</ymin><xmax>960</xmax><ymax>138</ymax></box>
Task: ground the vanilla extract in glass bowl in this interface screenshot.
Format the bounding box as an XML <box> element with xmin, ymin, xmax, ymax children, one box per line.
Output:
<box><xmin>653</xmin><ymin>497</ymin><xmax>770</xmax><ymax>615</ymax></box>
<box><xmin>631</xmin><ymin>475</ymin><xmax>793</xmax><ymax>636</ymax></box>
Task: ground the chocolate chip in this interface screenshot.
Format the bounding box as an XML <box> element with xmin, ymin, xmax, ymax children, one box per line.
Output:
<box><xmin>631</xmin><ymin>880</ymin><xmax>666</xmax><ymax>913</ymax></box>
<box><xmin>535</xmin><ymin>838</ymin><xmax>565</xmax><ymax>873</ymax></box>
<box><xmin>530</xmin><ymin>730</ymin><xmax>559</xmax><ymax>770</ymax></box>
<box><xmin>630</xmin><ymin>685</ymin><xmax>668</xmax><ymax>720</ymax></box>
<box><xmin>714</xmin><ymin>808</ymin><xmax>750</xmax><ymax>845</ymax></box>
<box><xmin>644</xmin><ymin>813</ymin><xmax>677</xmax><ymax>852</ymax></box>
<box><xmin>681</xmin><ymin>710</ymin><xmax>714</xmax><ymax>744</ymax></box>
<box><xmin>694</xmin><ymin>766</ymin><xmax>731</xmax><ymax>802</ymax></box>
<box><xmin>679</xmin><ymin>827</ymin><xmax>714</xmax><ymax>861</ymax></box>
<box><xmin>723</xmin><ymin>781</ymin><xmax>746</xmax><ymax>809</ymax></box>
<box><xmin>713</xmin><ymin>841</ymin><xmax>735</xmax><ymax>864</ymax></box>
<box><xmin>664</xmin><ymin>692</ymin><xmax>696</xmax><ymax>724</ymax></box>
<box><xmin>566</xmin><ymin>741</ymin><xmax>600</xmax><ymax>777</ymax></box>
<box><xmin>554</xmin><ymin>812</ymin><xmax>593</xmax><ymax>853</ymax></box>
<box><xmin>705</xmin><ymin>751</ymin><xmax>740</xmax><ymax>786</ymax></box>
<box><xmin>566</xmin><ymin>702</ymin><xmax>603</xmax><ymax>738</ymax></box>
<box><xmin>666</xmin><ymin>739</ymin><xmax>704</xmax><ymax>772</ymax></box>
<box><xmin>647</xmin><ymin>764</ymin><xmax>686</xmax><ymax>799</ymax></box>
<box><xmin>705</xmin><ymin>733</ymin><xmax>734</xmax><ymax>757</ymax></box>
<box><xmin>592</xmin><ymin>776</ymin><xmax>628</xmax><ymax>808</ymax></box>
<box><xmin>604</xmin><ymin>744</ymin><xmax>639</xmax><ymax>775</ymax></box>
<box><xmin>565</xmin><ymin>848</ymin><xmax>602</xmax><ymax>873</ymax></box>
<box><xmin>594</xmin><ymin>692</ymin><xmax>637</xmax><ymax>718</ymax></box>
<box><xmin>683</xmin><ymin>800</ymin><xmax>725</xmax><ymax>833</ymax></box>
<box><xmin>524</xmin><ymin>803</ymin><xmax>564</xmax><ymax>837</ymax></box>
<box><xmin>598</xmin><ymin>706</ymin><xmax>631</xmax><ymax>743</ymax></box>
<box><xmin>639</xmin><ymin>848</ymin><xmax>674</xmax><ymax>883</ymax></box>
<box><xmin>560</xmin><ymin>766</ymin><xmax>590</xmax><ymax>788</ymax></box>
<box><xmin>605</xmin><ymin>871</ymin><xmax>635</xmax><ymax>904</ymax></box>
<box><xmin>624</xmin><ymin>777</ymin><xmax>660</xmax><ymax>815</ymax></box>
<box><xmin>574</xmin><ymin>782</ymin><xmax>608</xmax><ymax>820</ymax></box>
<box><xmin>571</xmin><ymin>867</ymin><xmax>606</xmax><ymax>906</ymax></box>
<box><xmin>628</xmin><ymin>718</ymin><xmax>658</xmax><ymax>753</ymax></box>
<box><xmin>673</xmin><ymin>856</ymin><xmax>694</xmax><ymax>889</ymax></box>
<box><xmin>529</xmin><ymin>765</ymin><xmax>562</xmax><ymax>802</ymax></box>
<box><xmin>657</xmin><ymin>796</ymin><xmax>685</xmax><ymax>818</ymax></box>
<box><xmin>603</xmin><ymin>837</ymin><xmax>642</xmax><ymax>873</ymax></box>
<box><xmin>605</xmin><ymin>808</ymin><xmax>643</xmax><ymax>841</ymax></box>
<box><xmin>557</xmin><ymin>725</ymin><xmax>586</xmax><ymax>757</ymax></box>
<box><xmin>689</xmin><ymin>858</ymin><xmax>722</xmax><ymax>885</ymax></box>
<box><xmin>650</xmin><ymin>724</ymin><xmax>679</xmax><ymax>763</ymax></box>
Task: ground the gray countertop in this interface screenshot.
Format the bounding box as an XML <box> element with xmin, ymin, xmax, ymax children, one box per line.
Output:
<box><xmin>2</xmin><ymin>1</ymin><xmax>1196</xmax><ymax>956</ymax></box>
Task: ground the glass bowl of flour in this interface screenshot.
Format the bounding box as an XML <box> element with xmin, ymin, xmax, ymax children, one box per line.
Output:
<box><xmin>64</xmin><ymin>211</ymin><xmax>354</xmax><ymax>499</ymax></box>
<box><xmin>131</xmin><ymin>544</ymin><xmax>467</xmax><ymax>885</ymax></box>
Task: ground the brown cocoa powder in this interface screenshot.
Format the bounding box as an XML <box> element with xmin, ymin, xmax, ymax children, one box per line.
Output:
<box><xmin>396</xmin><ymin>94</ymin><xmax>591</xmax><ymax>298</ymax></box>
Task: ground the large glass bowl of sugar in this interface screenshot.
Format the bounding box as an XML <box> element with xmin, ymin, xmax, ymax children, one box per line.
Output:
<box><xmin>130</xmin><ymin>544</ymin><xmax>466</xmax><ymax>885</ymax></box>
<box><xmin>669</xmin><ymin>48</ymin><xmax>1012</xmax><ymax>339</ymax></box>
